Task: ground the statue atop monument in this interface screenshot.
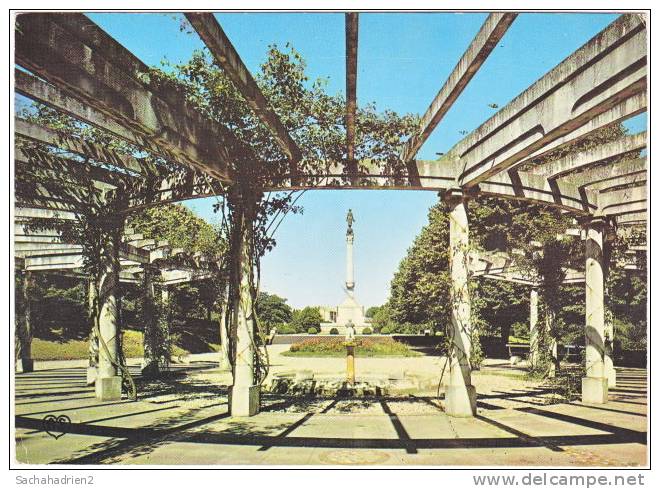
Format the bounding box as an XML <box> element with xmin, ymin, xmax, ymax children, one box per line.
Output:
<box><xmin>318</xmin><ymin>208</ymin><xmax>366</xmax><ymax>334</ymax></box>
<box><xmin>346</xmin><ymin>209</ymin><xmax>355</xmax><ymax>236</ymax></box>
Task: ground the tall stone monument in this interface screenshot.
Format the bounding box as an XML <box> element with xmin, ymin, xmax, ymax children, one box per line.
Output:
<box><xmin>335</xmin><ymin>209</ymin><xmax>366</xmax><ymax>328</ymax></box>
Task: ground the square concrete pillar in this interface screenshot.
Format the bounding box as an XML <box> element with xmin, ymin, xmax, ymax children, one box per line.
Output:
<box><xmin>95</xmin><ymin>376</ymin><xmax>122</xmax><ymax>401</ymax></box>
<box><xmin>16</xmin><ymin>270</ymin><xmax>34</xmax><ymax>375</ymax></box>
<box><xmin>529</xmin><ymin>288</ymin><xmax>539</xmax><ymax>368</ymax></box>
<box><xmin>95</xmin><ymin>228</ymin><xmax>122</xmax><ymax>401</ymax></box>
<box><xmin>582</xmin><ymin>218</ymin><xmax>609</xmax><ymax>404</ymax></box>
<box><xmin>229</xmin><ymin>385</ymin><xmax>260</xmax><ymax>417</ymax></box>
<box><xmin>443</xmin><ymin>188</ymin><xmax>477</xmax><ymax>417</ymax></box>
<box><xmin>227</xmin><ymin>201</ymin><xmax>261</xmax><ymax>417</ymax></box>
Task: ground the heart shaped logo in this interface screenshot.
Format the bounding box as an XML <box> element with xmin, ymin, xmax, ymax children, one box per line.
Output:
<box><xmin>42</xmin><ymin>414</ymin><xmax>71</xmax><ymax>439</ymax></box>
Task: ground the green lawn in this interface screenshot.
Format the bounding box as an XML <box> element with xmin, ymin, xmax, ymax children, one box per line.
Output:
<box><xmin>31</xmin><ymin>330</ymin><xmax>188</xmax><ymax>361</ymax></box>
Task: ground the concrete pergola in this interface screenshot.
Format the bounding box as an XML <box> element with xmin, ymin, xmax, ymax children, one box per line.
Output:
<box><xmin>471</xmin><ymin>243</ymin><xmax>645</xmax><ymax>385</ymax></box>
<box><xmin>13</xmin><ymin>12</ymin><xmax>647</xmax><ymax>417</ymax></box>
<box><xmin>14</xmin><ymin>206</ymin><xmax>222</xmax><ymax>392</ymax></box>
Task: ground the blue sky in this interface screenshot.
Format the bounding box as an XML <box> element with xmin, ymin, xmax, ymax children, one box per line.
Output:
<box><xmin>82</xmin><ymin>12</ymin><xmax>644</xmax><ymax>309</ymax></box>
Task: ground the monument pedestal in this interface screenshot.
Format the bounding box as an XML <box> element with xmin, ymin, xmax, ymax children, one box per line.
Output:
<box><xmin>336</xmin><ymin>296</ymin><xmax>365</xmax><ymax>327</ymax></box>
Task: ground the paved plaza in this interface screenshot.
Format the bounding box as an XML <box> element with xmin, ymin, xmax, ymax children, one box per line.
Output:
<box><xmin>11</xmin><ymin>11</ymin><xmax>649</xmax><ymax>469</ymax></box>
<box><xmin>14</xmin><ymin>347</ymin><xmax>647</xmax><ymax>466</ymax></box>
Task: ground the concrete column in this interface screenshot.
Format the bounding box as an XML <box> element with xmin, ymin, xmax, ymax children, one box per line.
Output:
<box><xmin>160</xmin><ymin>285</ymin><xmax>172</xmax><ymax>366</ymax></box>
<box><xmin>582</xmin><ymin>218</ymin><xmax>608</xmax><ymax>404</ymax></box>
<box><xmin>529</xmin><ymin>287</ymin><xmax>539</xmax><ymax>368</ymax></box>
<box><xmin>548</xmin><ymin>337</ymin><xmax>558</xmax><ymax>378</ymax></box>
<box><xmin>443</xmin><ymin>189</ymin><xmax>476</xmax><ymax>417</ymax></box>
<box><xmin>604</xmin><ymin>309</ymin><xmax>616</xmax><ymax>387</ymax></box>
<box><xmin>86</xmin><ymin>279</ymin><xmax>99</xmax><ymax>385</ymax></box>
<box><xmin>219</xmin><ymin>307</ymin><xmax>231</xmax><ymax>370</ymax></box>
<box><xmin>141</xmin><ymin>266</ymin><xmax>159</xmax><ymax>378</ymax></box>
<box><xmin>229</xmin><ymin>204</ymin><xmax>260</xmax><ymax>417</ymax></box>
<box><xmin>15</xmin><ymin>270</ymin><xmax>34</xmax><ymax>373</ymax></box>
<box><xmin>95</xmin><ymin>230</ymin><xmax>122</xmax><ymax>401</ymax></box>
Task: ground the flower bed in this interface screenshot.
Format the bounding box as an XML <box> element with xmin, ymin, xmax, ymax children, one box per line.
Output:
<box><xmin>282</xmin><ymin>337</ymin><xmax>419</xmax><ymax>357</ymax></box>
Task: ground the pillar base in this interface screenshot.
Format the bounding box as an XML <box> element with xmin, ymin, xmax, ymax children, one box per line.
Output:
<box><xmin>86</xmin><ymin>367</ymin><xmax>98</xmax><ymax>386</ymax></box>
<box><xmin>95</xmin><ymin>376</ymin><xmax>122</xmax><ymax>401</ymax></box>
<box><xmin>581</xmin><ymin>377</ymin><xmax>608</xmax><ymax>404</ymax></box>
<box><xmin>229</xmin><ymin>385</ymin><xmax>260</xmax><ymax>417</ymax></box>
<box><xmin>15</xmin><ymin>358</ymin><xmax>34</xmax><ymax>373</ymax></box>
<box><xmin>444</xmin><ymin>384</ymin><xmax>477</xmax><ymax>417</ymax></box>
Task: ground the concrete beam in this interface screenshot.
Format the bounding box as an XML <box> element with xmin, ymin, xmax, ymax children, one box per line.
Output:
<box><xmin>582</xmin><ymin>172</ymin><xmax>646</xmax><ymax>193</ymax></box>
<box><xmin>15</xmin><ymin>13</ymin><xmax>238</xmax><ymax>181</ymax></box>
<box><xmin>185</xmin><ymin>13</ymin><xmax>301</xmax><ymax>179</ymax></box>
<box><xmin>160</xmin><ymin>269</ymin><xmax>214</xmax><ymax>285</ymax></box>
<box><xmin>615</xmin><ymin>212</ymin><xmax>646</xmax><ymax>226</ymax></box>
<box><xmin>480</xmin><ymin>274</ymin><xmax>537</xmax><ymax>286</ymax></box>
<box><xmin>16</xmin><ymin>149</ymin><xmax>122</xmax><ymax>188</ymax></box>
<box><xmin>401</xmin><ymin>13</ymin><xmax>517</xmax><ymax>162</ymax></box>
<box><xmin>25</xmin><ymin>253</ymin><xmax>83</xmax><ymax>270</ymax></box>
<box><xmin>15</xmin><ymin>207</ymin><xmax>77</xmax><ymax>221</ymax></box>
<box><xmin>15</xmin><ymin>69</ymin><xmax>158</xmax><ymax>152</ymax></box>
<box><xmin>517</xmin><ymin>92</ymin><xmax>647</xmax><ymax>167</ymax></box>
<box><xmin>598</xmin><ymin>186</ymin><xmax>647</xmax><ymax>216</ymax></box>
<box><xmin>443</xmin><ymin>15</ymin><xmax>645</xmax><ymax>188</ymax></box>
<box><xmin>480</xmin><ymin>170</ymin><xmax>598</xmax><ymax>214</ymax></box>
<box><xmin>570</xmin><ymin>157</ymin><xmax>647</xmax><ymax>189</ymax></box>
<box><xmin>16</xmin><ymin>118</ymin><xmax>148</xmax><ymax>176</ymax></box>
<box><xmin>345</xmin><ymin>13</ymin><xmax>359</xmax><ymax>180</ymax></box>
<box><xmin>530</xmin><ymin>132</ymin><xmax>646</xmax><ymax>179</ymax></box>
<box><xmin>266</xmin><ymin>159</ymin><xmax>598</xmax><ymax>215</ymax></box>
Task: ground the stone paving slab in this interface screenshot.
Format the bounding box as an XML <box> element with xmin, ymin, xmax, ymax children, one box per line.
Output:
<box><xmin>13</xmin><ymin>358</ymin><xmax>647</xmax><ymax>467</ymax></box>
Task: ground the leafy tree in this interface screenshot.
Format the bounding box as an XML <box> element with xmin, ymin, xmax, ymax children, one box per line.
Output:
<box><xmin>386</xmin><ymin>195</ymin><xmax>578</xmax><ymax>368</ymax></box>
<box><xmin>144</xmin><ymin>38</ymin><xmax>419</xmax><ymax>383</ymax></box>
<box><xmin>472</xmin><ymin>278</ymin><xmax>528</xmax><ymax>345</ymax></box>
<box><xmin>128</xmin><ymin>204</ymin><xmax>225</xmax><ymax>257</ymax></box>
<box><xmin>389</xmin><ymin>203</ymin><xmax>450</xmax><ymax>328</ymax></box>
<box><xmin>371</xmin><ymin>304</ymin><xmax>395</xmax><ymax>333</ymax></box>
<box><xmin>365</xmin><ymin>306</ymin><xmax>381</xmax><ymax>318</ymax></box>
<box><xmin>255</xmin><ymin>292</ymin><xmax>293</xmax><ymax>328</ymax></box>
<box><xmin>290</xmin><ymin>306</ymin><xmax>323</xmax><ymax>333</ymax></box>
